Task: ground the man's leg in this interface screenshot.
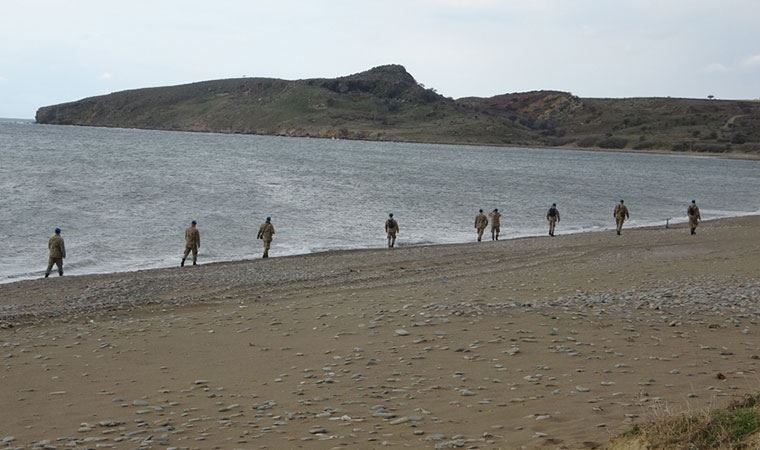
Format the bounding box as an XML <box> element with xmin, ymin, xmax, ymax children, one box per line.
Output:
<box><xmin>45</xmin><ymin>257</ymin><xmax>55</xmax><ymax>278</ymax></box>
<box><xmin>477</xmin><ymin>228</ymin><xmax>483</xmax><ymax>242</ymax></box>
<box><xmin>181</xmin><ymin>247</ymin><xmax>191</xmax><ymax>267</ymax></box>
<box><xmin>616</xmin><ymin>219</ymin><xmax>623</xmax><ymax>235</ymax></box>
<box><xmin>192</xmin><ymin>247</ymin><xmax>198</xmax><ymax>265</ymax></box>
<box><xmin>55</xmin><ymin>258</ymin><xmax>64</xmax><ymax>276</ymax></box>
<box><xmin>263</xmin><ymin>240</ymin><xmax>271</xmax><ymax>258</ymax></box>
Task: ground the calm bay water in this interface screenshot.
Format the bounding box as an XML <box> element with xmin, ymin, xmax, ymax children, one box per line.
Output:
<box><xmin>1</xmin><ymin>119</ymin><xmax>759</xmax><ymax>283</ymax></box>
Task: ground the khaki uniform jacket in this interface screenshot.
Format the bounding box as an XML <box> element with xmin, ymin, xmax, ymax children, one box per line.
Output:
<box><xmin>474</xmin><ymin>213</ymin><xmax>488</xmax><ymax>229</ymax></box>
<box><xmin>687</xmin><ymin>205</ymin><xmax>701</xmax><ymax>220</ymax></box>
<box><xmin>547</xmin><ymin>208</ymin><xmax>560</xmax><ymax>222</ymax></box>
<box><xmin>185</xmin><ymin>227</ymin><xmax>200</xmax><ymax>249</ymax></box>
<box><xmin>489</xmin><ymin>212</ymin><xmax>502</xmax><ymax>226</ymax></box>
<box><xmin>613</xmin><ymin>204</ymin><xmax>629</xmax><ymax>220</ymax></box>
<box><xmin>385</xmin><ymin>219</ymin><xmax>399</xmax><ymax>235</ymax></box>
<box><xmin>48</xmin><ymin>235</ymin><xmax>66</xmax><ymax>259</ymax></box>
<box><xmin>258</xmin><ymin>223</ymin><xmax>275</xmax><ymax>242</ymax></box>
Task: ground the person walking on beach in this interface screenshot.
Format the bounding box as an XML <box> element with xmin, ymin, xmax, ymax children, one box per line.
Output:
<box><xmin>385</xmin><ymin>213</ymin><xmax>399</xmax><ymax>248</ymax></box>
<box><xmin>687</xmin><ymin>200</ymin><xmax>701</xmax><ymax>235</ymax></box>
<box><xmin>181</xmin><ymin>220</ymin><xmax>200</xmax><ymax>267</ymax></box>
<box><xmin>489</xmin><ymin>208</ymin><xmax>502</xmax><ymax>241</ymax></box>
<box><xmin>546</xmin><ymin>203</ymin><xmax>560</xmax><ymax>236</ymax></box>
<box><xmin>474</xmin><ymin>209</ymin><xmax>489</xmax><ymax>242</ymax></box>
<box><xmin>44</xmin><ymin>227</ymin><xmax>66</xmax><ymax>278</ymax></box>
<box><xmin>613</xmin><ymin>200</ymin><xmax>629</xmax><ymax>235</ymax></box>
<box><xmin>257</xmin><ymin>217</ymin><xmax>275</xmax><ymax>258</ymax></box>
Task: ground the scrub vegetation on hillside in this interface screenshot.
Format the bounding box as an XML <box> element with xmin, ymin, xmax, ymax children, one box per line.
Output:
<box><xmin>36</xmin><ymin>65</ymin><xmax>760</xmax><ymax>154</ymax></box>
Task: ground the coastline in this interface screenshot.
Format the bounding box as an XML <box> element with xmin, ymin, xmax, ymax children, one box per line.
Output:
<box><xmin>27</xmin><ymin>120</ymin><xmax>760</xmax><ymax>161</ymax></box>
<box><xmin>1</xmin><ymin>214</ymin><xmax>758</xmax><ymax>321</ymax></box>
<box><xmin>3</xmin><ymin>212</ymin><xmax>758</xmax><ymax>286</ymax></box>
<box><xmin>2</xmin><ymin>215</ymin><xmax>759</xmax><ymax>447</ymax></box>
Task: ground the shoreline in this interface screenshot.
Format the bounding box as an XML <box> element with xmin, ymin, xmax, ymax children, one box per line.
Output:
<box><xmin>2</xmin><ymin>212</ymin><xmax>757</xmax><ymax>286</ymax></box>
<box><xmin>2</xmin><ymin>214</ymin><xmax>759</xmax><ymax>448</ymax></box>
<box><xmin>25</xmin><ymin>120</ymin><xmax>760</xmax><ymax>161</ymax></box>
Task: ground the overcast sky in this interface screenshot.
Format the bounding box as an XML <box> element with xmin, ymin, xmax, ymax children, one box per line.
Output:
<box><xmin>1</xmin><ymin>0</ymin><xmax>759</xmax><ymax>118</ymax></box>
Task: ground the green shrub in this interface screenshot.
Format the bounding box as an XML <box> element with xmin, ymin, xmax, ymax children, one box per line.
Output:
<box><xmin>634</xmin><ymin>140</ymin><xmax>659</xmax><ymax>150</ymax></box>
<box><xmin>576</xmin><ymin>136</ymin><xmax>597</xmax><ymax>148</ymax></box>
<box><xmin>597</xmin><ymin>136</ymin><xmax>628</xmax><ymax>149</ymax></box>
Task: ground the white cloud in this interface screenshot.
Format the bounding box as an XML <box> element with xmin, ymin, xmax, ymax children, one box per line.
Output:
<box><xmin>740</xmin><ymin>53</ymin><xmax>760</xmax><ymax>68</ymax></box>
<box><xmin>417</xmin><ymin>0</ymin><xmax>554</xmax><ymax>12</ymax></box>
<box><xmin>419</xmin><ymin>0</ymin><xmax>503</xmax><ymax>7</ymax></box>
<box><xmin>0</xmin><ymin>75</ymin><xmax>7</xmax><ymax>82</ymax></box>
<box><xmin>703</xmin><ymin>54</ymin><xmax>760</xmax><ymax>74</ymax></box>
<box><xmin>100</xmin><ymin>72</ymin><xmax>113</xmax><ymax>80</ymax></box>
<box><xmin>704</xmin><ymin>62</ymin><xmax>729</xmax><ymax>73</ymax></box>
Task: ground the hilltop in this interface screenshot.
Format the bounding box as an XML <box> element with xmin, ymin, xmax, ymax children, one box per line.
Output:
<box><xmin>36</xmin><ymin>65</ymin><xmax>760</xmax><ymax>154</ymax></box>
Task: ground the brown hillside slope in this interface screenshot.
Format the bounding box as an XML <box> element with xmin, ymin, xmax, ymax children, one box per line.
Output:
<box><xmin>36</xmin><ymin>65</ymin><xmax>760</xmax><ymax>154</ymax></box>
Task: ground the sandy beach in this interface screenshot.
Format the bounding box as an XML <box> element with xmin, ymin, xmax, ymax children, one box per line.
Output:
<box><xmin>2</xmin><ymin>217</ymin><xmax>759</xmax><ymax>449</ymax></box>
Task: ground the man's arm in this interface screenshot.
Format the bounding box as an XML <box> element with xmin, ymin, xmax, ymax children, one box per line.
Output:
<box><xmin>61</xmin><ymin>239</ymin><xmax>66</xmax><ymax>259</ymax></box>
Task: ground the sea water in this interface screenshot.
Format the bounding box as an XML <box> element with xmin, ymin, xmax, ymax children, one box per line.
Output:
<box><xmin>1</xmin><ymin>119</ymin><xmax>759</xmax><ymax>282</ymax></box>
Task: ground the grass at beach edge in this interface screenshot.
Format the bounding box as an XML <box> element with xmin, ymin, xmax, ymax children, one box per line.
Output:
<box><xmin>610</xmin><ymin>393</ymin><xmax>760</xmax><ymax>449</ymax></box>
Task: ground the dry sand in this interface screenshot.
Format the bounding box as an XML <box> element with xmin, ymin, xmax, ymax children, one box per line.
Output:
<box><xmin>1</xmin><ymin>217</ymin><xmax>759</xmax><ymax>449</ymax></box>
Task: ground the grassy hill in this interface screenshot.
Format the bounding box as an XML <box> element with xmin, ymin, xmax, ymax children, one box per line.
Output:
<box><xmin>36</xmin><ymin>65</ymin><xmax>760</xmax><ymax>154</ymax></box>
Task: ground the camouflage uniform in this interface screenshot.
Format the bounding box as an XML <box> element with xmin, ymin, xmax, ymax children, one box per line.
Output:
<box><xmin>474</xmin><ymin>212</ymin><xmax>488</xmax><ymax>242</ymax></box>
<box><xmin>258</xmin><ymin>220</ymin><xmax>275</xmax><ymax>258</ymax></box>
<box><xmin>182</xmin><ymin>225</ymin><xmax>200</xmax><ymax>266</ymax></box>
<box><xmin>489</xmin><ymin>210</ymin><xmax>502</xmax><ymax>240</ymax></box>
<box><xmin>45</xmin><ymin>233</ymin><xmax>66</xmax><ymax>277</ymax></box>
<box><xmin>687</xmin><ymin>202</ymin><xmax>701</xmax><ymax>235</ymax></box>
<box><xmin>546</xmin><ymin>206</ymin><xmax>560</xmax><ymax>237</ymax></box>
<box><xmin>385</xmin><ymin>217</ymin><xmax>399</xmax><ymax>248</ymax></box>
<box><xmin>613</xmin><ymin>202</ymin><xmax>630</xmax><ymax>235</ymax></box>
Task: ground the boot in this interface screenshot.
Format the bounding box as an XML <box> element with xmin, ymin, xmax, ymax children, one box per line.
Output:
<box><xmin>181</xmin><ymin>259</ymin><xmax>185</xmax><ymax>267</ymax></box>
<box><xmin>44</xmin><ymin>273</ymin><xmax>49</xmax><ymax>278</ymax></box>
<box><xmin>263</xmin><ymin>251</ymin><xmax>269</xmax><ymax>258</ymax></box>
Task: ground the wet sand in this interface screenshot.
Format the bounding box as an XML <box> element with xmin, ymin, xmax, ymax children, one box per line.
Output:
<box><xmin>1</xmin><ymin>217</ymin><xmax>759</xmax><ymax>449</ymax></box>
